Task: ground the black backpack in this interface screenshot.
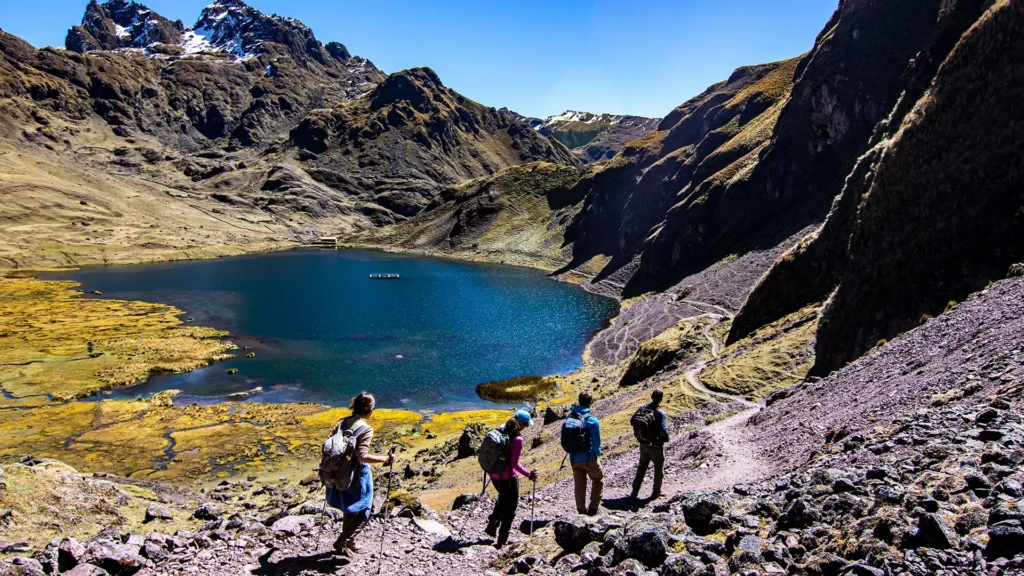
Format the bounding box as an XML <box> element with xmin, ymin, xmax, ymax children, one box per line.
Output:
<box><xmin>560</xmin><ymin>411</ymin><xmax>590</xmax><ymax>454</ymax></box>
<box><xmin>631</xmin><ymin>406</ymin><xmax>657</xmax><ymax>445</ymax></box>
<box><xmin>477</xmin><ymin>427</ymin><xmax>511</xmax><ymax>475</ymax></box>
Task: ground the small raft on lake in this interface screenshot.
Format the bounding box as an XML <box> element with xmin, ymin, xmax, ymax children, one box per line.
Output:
<box><xmin>369</xmin><ymin>273</ymin><xmax>400</xmax><ymax>279</ymax></box>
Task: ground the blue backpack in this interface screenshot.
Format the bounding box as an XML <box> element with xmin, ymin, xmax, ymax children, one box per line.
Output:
<box><xmin>560</xmin><ymin>411</ymin><xmax>590</xmax><ymax>454</ymax></box>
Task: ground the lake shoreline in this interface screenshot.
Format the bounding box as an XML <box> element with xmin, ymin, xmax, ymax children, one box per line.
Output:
<box><xmin>0</xmin><ymin>246</ymin><xmax>617</xmax><ymax>486</ymax></box>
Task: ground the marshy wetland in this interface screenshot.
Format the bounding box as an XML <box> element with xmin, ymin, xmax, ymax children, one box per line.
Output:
<box><xmin>0</xmin><ymin>249</ymin><xmax>617</xmax><ymax>483</ymax></box>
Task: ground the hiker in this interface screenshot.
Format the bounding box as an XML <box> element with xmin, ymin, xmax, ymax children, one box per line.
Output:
<box><xmin>565</xmin><ymin>392</ymin><xmax>603</xmax><ymax>515</ymax></box>
<box><xmin>325</xmin><ymin>392</ymin><xmax>395</xmax><ymax>554</ymax></box>
<box><xmin>630</xmin><ymin>389</ymin><xmax>670</xmax><ymax>500</ymax></box>
<box><xmin>485</xmin><ymin>410</ymin><xmax>537</xmax><ymax>548</ymax></box>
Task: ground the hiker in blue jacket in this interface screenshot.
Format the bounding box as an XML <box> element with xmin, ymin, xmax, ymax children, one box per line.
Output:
<box><xmin>568</xmin><ymin>392</ymin><xmax>603</xmax><ymax>515</ymax></box>
<box><xmin>631</xmin><ymin>389</ymin><xmax>670</xmax><ymax>500</ymax></box>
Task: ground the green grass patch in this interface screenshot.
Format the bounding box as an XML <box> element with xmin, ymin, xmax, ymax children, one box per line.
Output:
<box><xmin>476</xmin><ymin>375</ymin><xmax>557</xmax><ymax>402</ymax></box>
<box><xmin>704</xmin><ymin>411</ymin><xmax>737</xmax><ymax>425</ymax></box>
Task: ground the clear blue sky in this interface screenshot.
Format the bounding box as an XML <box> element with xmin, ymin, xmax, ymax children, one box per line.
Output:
<box><xmin>3</xmin><ymin>0</ymin><xmax>837</xmax><ymax>118</ymax></box>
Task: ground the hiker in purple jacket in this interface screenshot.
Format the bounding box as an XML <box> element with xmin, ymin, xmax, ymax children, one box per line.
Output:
<box><xmin>485</xmin><ymin>410</ymin><xmax>537</xmax><ymax>548</ymax></box>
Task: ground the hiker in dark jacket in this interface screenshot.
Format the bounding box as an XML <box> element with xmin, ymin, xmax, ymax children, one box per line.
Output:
<box><xmin>568</xmin><ymin>392</ymin><xmax>603</xmax><ymax>515</ymax></box>
<box><xmin>631</xmin><ymin>389</ymin><xmax>670</xmax><ymax>500</ymax></box>
<box><xmin>327</xmin><ymin>392</ymin><xmax>395</xmax><ymax>555</ymax></box>
<box><xmin>486</xmin><ymin>410</ymin><xmax>537</xmax><ymax>548</ymax></box>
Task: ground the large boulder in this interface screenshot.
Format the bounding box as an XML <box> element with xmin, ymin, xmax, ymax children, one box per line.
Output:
<box><xmin>985</xmin><ymin>521</ymin><xmax>1024</xmax><ymax>559</ymax></box>
<box><xmin>553</xmin><ymin>520</ymin><xmax>606</xmax><ymax>552</ymax></box>
<box><xmin>681</xmin><ymin>495</ymin><xmax>728</xmax><ymax>534</ymax></box>
<box><xmin>610</xmin><ymin>515</ymin><xmax>672</xmax><ymax>568</ymax></box>
<box><xmin>777</xmin><ymin>498</ymin><xmax>820</xmax><ymax>530</ymax></box>
<box><xmin>192</xmin><ymin>504</ymin><xmax>221</xmax><ymax>521</ymax></box>
<box><xmin>410</xmin><ymin>518</ymin><xmax>452</xmax><ymax>539</ymax></box>
<box><xmin>271</xmin><ymin>515</ymin><xmax>314</xmax><ymax>536</ymax></box>
<box><xmin>144</xmin><ymin>504</ymin><xmax>173</xmax><ymax>523</ymax></box>
<box><xmin>58</xmin><ymin>537</ymin><xmax>87</xmax><ymax>572</ymax></box>
<box><xmin>80</xmin><ymin>539</ymin><xmax>148</xmax><ymax>576</ymax></box>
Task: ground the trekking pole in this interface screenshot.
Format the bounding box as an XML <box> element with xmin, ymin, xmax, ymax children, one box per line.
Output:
<box><xmin>313</xmin><ymin>491</ymin><xmax>329</xmax><ymax>549</ymax></box>
<box><xmin>530</xmin><ymin>475</ymin><xmax>537</xmax><ymax>535</ymax></box>
<box><xmin>377</xmin><ymin>446</ymin><xmax>396</xmax><ymax>576</ymax></box>
<box><xmin>456</xmin><ymin>471</ymin><xmax>490</xmax><ymax>539</ymax></box>
<box><xmin>558</xmin><ymin>453</ymin><xmax>568</xmax><ymax>472</ymax></box>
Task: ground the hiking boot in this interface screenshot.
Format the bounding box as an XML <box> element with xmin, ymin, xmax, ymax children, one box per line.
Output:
<box><xmin>494</xmin><ymin>533</ymin><xmax>509</xmax><ymax>549</ymax></box>
<box><xmin>484</xmin><ymin>519</ymin><xmax>499</xmax><ymax>538</ymax></box>
<box><xmin>346</xmin><ymin>539</ymin><xmax>364</xmax><ymax>554</ymax></box>
<box><xmin>650</xmin><ymin>491</ymin><xmax>662</xmax><ymax>500</ymax></box>
<box><xmin>332</xmin><ymin>535</ymin><xmax>350</xmax><ymax>555</ymax></box>
<box><xmin>586</xmin><ymin>506</ymin><xmax>599</xmax><ymax>516</ymax></box>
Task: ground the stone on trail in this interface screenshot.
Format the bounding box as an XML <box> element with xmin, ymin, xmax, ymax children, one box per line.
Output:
<box><xmin>144</xmin><ymin>504</ymin><xmax>173</xmax><ymax>523</ymax></box>
<box><xmin>610</xmin><ymin>515</ymin><xmax>671</xmax><ymax>568</ymax></box>
<box><xmin>3</xmin><ymin>556</ymin><xmax>46</xmax><ymax>576</ymax></box>
<box><xmin>777</xmin><ymin>497</ymin><xmax>819</xmax><ymax>529</ymax></box>
<box><xmin>81</xmin><ymin>538</ymin><xmax>148</xmax><ymax>575</ymax></box>
<box><xmin>660</xmin><ymin>553</ymin><xmax>704</xmax><ymax>576</ymax></box>
<box><xmin>410</xmin><ymin>518</ymin><xmax>452</xmax><ymax>539</ymax></box>
<box><xmin>192</xmin><ymin>504</ymin><xmax>221</xmax><ymax>521</ymax></box>
<box><xmin>451</xmin><ymin>493</ymin><xmax>479</xmax><ymax>511</ymax></box>
<box><xmin>58</xmin><ymin>537</ymin><xmax>87</xmax><ymax>572</ymax></box>
<box><xmin>913</xmin><ymin>513</ymin><xmax>956</xmax><ymax>549</ymax></box>
<box><xmin>553</xmin><ymin>520</ymin><xmax>603</xmax><ymax>552</ymax></box>
<box><xmin>271</xmin><ymin>515</ymin><xmax>314</xmax><ymax>536</ymax></box>
<box><xmin>840</xmin><ymin>563</ymin><xmax>885</xmax><ymax>576</ymax></box>
<box><xmin>62</xmin><ymin>564</ymin><xmax>110</xmax><ymax>576</ymax></box>
<box><xmin>681</xmin><ymin>495</ymin><xmax>727</xmax><ymax>534</ymax></box>
<box><xmin>985</xmin><ymin>522</ymin><xmax>1024</xmax><ymax>559</ymax></box>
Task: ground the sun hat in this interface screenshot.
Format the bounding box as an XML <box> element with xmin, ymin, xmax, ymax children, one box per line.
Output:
<box><xmin>514</xmin><ymin>409</ymin><xmax>533</xmax><ymax>426</ymax></box>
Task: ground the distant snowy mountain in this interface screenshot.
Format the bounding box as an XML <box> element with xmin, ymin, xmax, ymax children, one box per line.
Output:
<box><xmin>504</xmin><ymin>109</ymin><xmax>660</xmax><ymax>163</ymax></box>
<box><xmin>66</xmin><ymin>0</ymin><xmax>361</xmax><ymax>66</ymax></box>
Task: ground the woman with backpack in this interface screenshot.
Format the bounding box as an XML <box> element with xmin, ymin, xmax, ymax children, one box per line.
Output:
<box><xmin>327</xmin><ymin>392</ymin><xmax>395</xmax><ymax>554</ymax></box>
<box><xmin>485</xmin><ymin>409</ymin><xmax>537</xmax><ymax>548</ymax></box>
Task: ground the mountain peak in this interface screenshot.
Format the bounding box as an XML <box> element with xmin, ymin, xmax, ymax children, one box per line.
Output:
<box><xmin>189</xmin><ymin>0</ymin><xmax>322</xmax><ymax>61</ymax></box>
<box><xmin>65</xmin><ymin>0</ymin><xmax>353</xmax><ymax>65</ymax></box>
<box><xmin>66</xmin><ymin>0</ymin><xmax>184</xmax><ymax>53</ymax></box>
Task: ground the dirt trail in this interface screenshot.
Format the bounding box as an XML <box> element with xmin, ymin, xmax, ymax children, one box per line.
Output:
<box><xmin>674</xmin><ymin>320</ymin><xmax>768</xmax><ymax>491</ymax></box>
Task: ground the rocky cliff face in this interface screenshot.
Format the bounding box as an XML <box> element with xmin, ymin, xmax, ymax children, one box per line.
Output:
<box><xmin>561</xmin><ymin>0</ymin><xmax>951</xmax><ymax>297</ymax></box>
<box><xmin>731</xmin><ymin>0</ymin><xmax>1024</xmax><ymax>376</ymax></box>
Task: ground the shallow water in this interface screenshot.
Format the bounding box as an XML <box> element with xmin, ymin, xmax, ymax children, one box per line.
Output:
<box><xmin>50</xmin><ymin>250</ymin><xmax>617</xmax><ymax>411</ymax></box>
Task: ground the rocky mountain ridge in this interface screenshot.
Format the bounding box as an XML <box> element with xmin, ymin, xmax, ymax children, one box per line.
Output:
<box><xmin>0</xmin><ymin>0</ymin><xmax>575</xmax><ymax>268</ymax></box>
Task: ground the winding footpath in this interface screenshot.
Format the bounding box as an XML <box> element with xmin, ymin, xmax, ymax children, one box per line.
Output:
<box><xmin>676</xmin><ymin>316</ymin><xmax>768</xmax><ymax>492</ymax></box>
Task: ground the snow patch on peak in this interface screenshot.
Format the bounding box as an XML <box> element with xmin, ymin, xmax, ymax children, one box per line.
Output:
<box><xmin>181</xmin><ymin>29</ymin><xmax>212</xmax><ymax>54</ymax></box>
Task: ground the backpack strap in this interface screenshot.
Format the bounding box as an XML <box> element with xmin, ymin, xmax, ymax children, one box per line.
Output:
<box><xmin>350</xmin><ymin>423</ymin><xmax>371</xmax><ymax>437</ymax></box>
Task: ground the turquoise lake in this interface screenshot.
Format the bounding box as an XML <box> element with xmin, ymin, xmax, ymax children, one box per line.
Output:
<box><xmin>51</xmin><ymin>250</ymin><xmax>618</xmax><ymax>411</ymax></box>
